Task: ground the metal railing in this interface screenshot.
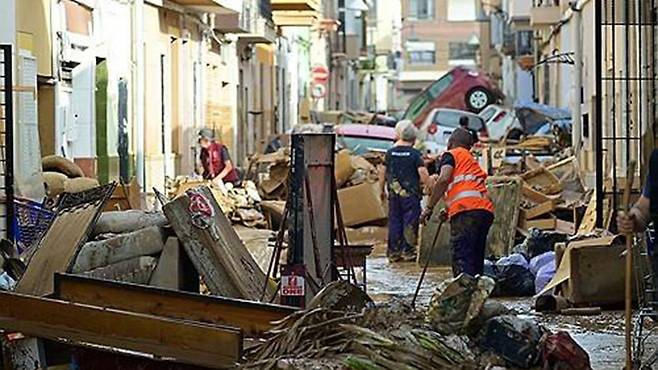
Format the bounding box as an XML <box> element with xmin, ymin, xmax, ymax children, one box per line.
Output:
<box><xmin>0</xmin><ymin>45</ymin><xmax>15</xmax><ymax>241</ymax></box>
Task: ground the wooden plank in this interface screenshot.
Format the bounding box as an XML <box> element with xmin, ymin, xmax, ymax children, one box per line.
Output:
<box><xmin>520</xmin><ymin>200</ymin><xmax>556</xmax><ymax>220</ymax></box>
<box><xmin>150</xmin><ymin>237</ymin><xmax>183</xmax><ymax>289</ymax></box>
<box><xmin>519</xmin><ymin>215</ymin><xmax>556</xmax><ymax>230</ymax></box>
<box><xmin>577</xmin><ymin>190</ymin><xmax>597</xmax><ymax>234</ymax></box>
<box><xmin>521</xmin><ymin>182</ymin><xmax>553</xmax><ymax>204</ymax></box>
<box><xmin>521</xmin><ymin>167</ymin><xmax>562</xmax><ymax>195</ymax></box>
<box><xmin>54</xmin><ymin>273</ymin><xmax>295</xmax><ymax>336</ymax></box>
<box><xmin>16</xmin><ymin>186</ymin><xmax>114</xmax><ymax>296</ymax></box>
<box><xmin>556</xmin><ymin>219</ymin><xmax>576</xmax><ymax>235</ymax></box>
<box><xmin>0</xmin><ymin>291</ymin><xmax>242</xmax><ymax>369</ymax></box>
<box><xmin>163</xmin><ymin>186</ymin><xmax>274</xmax><ymax>300</ymax></box>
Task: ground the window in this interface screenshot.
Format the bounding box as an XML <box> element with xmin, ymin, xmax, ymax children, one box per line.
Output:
<box><xmin>447</xmin><ymin>0</ymin><xmax>476</xmax><ymax>21</ymax></box>
<box><xmin>408</xmin><ymin>0</ymin><xmax>434</xmax><ymax>20</ymax></box>
<box><xmin>406</xmin><ymin>41</ymin><xmax>436</xmax><ymax>65</ymax></box>
<box><xmin>432</xmin><ymin>111</ymin><xmax>484</xmax><ymax>132</ymax></box>
<box><xmin>448</xmin><ymin>42</ymin><xmax>478</xmax><ymax>63</ymax></box>
<box><xmin>516</xmin><ymin>30</ymin><xmax>534</xmax><ymax>56</ymax></box>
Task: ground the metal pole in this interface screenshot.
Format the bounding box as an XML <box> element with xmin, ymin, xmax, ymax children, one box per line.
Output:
<box><xmin>1</xmin><ymin>45</ymin><xmax>14</xmax><ymax>242</ymax></box>
<box><xmin>595</xmin><ymin>0</ymin><xmax>603</xmax><ymax>227</ymax></box>
<box><xmin>571</xmin><ymin>2</ymin><xmax>582</xmax><ymax>157</ymax></box>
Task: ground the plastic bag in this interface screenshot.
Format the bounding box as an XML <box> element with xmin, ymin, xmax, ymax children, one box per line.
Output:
<box><xmin>529</xmin><ymin>251</ymin><xmax>555</xmax><ymax>276</ymax></box>
<box><xmin>535</xmin><ymin>260</ymin><xmax>557</xmax><ymax>294</ymax></box>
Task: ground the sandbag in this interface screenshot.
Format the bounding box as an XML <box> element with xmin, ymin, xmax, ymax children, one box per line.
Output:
<box><xmin>64</xmin><ymin>177</ymin><xmax>100</xmax><ymax>193</ymax></box>
<box><xmin>427</xmin><ymin>273</ymin><xmax>495</xmax><ymax>334</ymax></box>
<box><xmin>478</xmin><ymin>315</ymin><xmax>545</xmax><ymax>368</ymax></box>
<box><xmin>529</xmin><ymin>251</ymin><xmax>555</xmax><ymax>276</ymax></box>
<box><xmin>42</xmin><ymin>155</ymin><xmax>84</xmax><ymax>178</ymax></box>
<box><xmin>540</xmin><ymin>331</ymin><xmax>591</xmax><ymax>370</ymax></box>
<box><xmin>94</xmin><ymin>210</ymin><xmax>168</xmax><ymax>236</ymax></box>
<box><xmin>42</xmin><ymin>171</ymin><xmax>68</xmax><ymax>197</ymax></box>
<box><xmin>535</xmin><ymin>260</ymin><xmax>556</xmax><ymax>294</ymax></box>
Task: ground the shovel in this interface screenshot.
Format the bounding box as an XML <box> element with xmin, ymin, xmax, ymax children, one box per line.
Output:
<box><xmin>411</xmin><ymin>210</ymin><xmax>447</xmax><ymax>308</ymax></box>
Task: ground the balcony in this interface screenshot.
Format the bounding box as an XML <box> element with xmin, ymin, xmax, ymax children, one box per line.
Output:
<box><xmin>168</xmin><ymin>0</ymin><xmax>242</xmax><ymax>13</ymax></box>
<box><xmin>271</xmin><ymin>0</ymin><xmax>320</xmax><ymax>12</ymax></box>
<box><xmin>530</xmin><ymin>5</ymin><xmax>562</xmax><ymax>27</ymax></box>
<box><xmin>273</xmin><ymin>10</ymin><xmax>317</xmax><ymax>26</ymax></box>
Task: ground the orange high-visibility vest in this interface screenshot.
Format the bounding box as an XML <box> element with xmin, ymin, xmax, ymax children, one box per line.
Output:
<box><xmin>444</xmin><ymin>147</ymin><xmax>494</xmax><ymax>219</ymax></box>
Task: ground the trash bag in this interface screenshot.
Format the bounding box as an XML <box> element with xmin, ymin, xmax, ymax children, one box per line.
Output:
<box><xmin>478</xmin><ymin>315</ymin><xmax>545</xmax><ymax>368</ymax></box>
<box><xmin>540</xmin><ymin>331</ymin><xmax>592</xmax><ymax>370</ymax></box>
<box><xmin>535</xmin><ymin>260</ymin><xmax>557</xmax><ymax>295</ymax></box>
<box><xmin>515</xmin><ymin>228</ymin><xmax>568</xmax><ymax>259</ymax></box>
<box><xmin>427</xmin><ymin>273</ymin><xmax>496</xmax><ymax>334</ymax></box>
<box><xmin>491</xmin><ymin>254</ymin><xmax>535</xmax><ymax>297</ymax></box>
<box><xmin>496</xmin><ymin>253</ymin><xmax>529</xmax><ymax>269</ymax></box>
<box><xmin>483</xmin><ymin>259</ymin><xmax>498</xmax><ymax>280</ymax></box>
<box><xmin>529</xmin><ymin>251</ymin><xmax>555</xmax><ymax>276</ymax></box>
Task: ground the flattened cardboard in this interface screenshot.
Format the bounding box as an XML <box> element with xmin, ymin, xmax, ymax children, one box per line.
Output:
<box><xmin>337</xmin><ymin>182</ymin><xmax>386</xmax><ymax>227</ymax></box>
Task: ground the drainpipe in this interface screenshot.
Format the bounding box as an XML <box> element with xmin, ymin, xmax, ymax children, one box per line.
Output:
<box><xmin>132</xmin><ymin>0</ymin><xmax>145</xmax><ymax>192</ymax></box>
<box><xmin>571</xmin><ymin>2</ymin><xmax>582</xmax><ymax>157</ymax></box>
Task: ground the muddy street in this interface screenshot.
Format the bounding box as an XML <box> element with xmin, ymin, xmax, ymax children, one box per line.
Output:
<box><xmin>365</xmin><ymin>246</ymin><xmax>654</xmax><ymax>370</ymax></box>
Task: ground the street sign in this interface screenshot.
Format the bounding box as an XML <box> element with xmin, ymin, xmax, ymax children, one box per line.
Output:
<box><xmin>281</xmin><ymin>275</ymin><xmax>305</xmax><ymax>296</ymax></box>
<box><xmin>311</xmin><ymin>65</ymin><xmax>329</xmax><ymax>84</ymax></box>
<box><xmin>311</xmin><ymin>84</ymin><xmax>326</xmax><ymax>99</ymax></box>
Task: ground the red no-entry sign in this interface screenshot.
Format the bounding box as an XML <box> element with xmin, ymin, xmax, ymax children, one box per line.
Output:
<box><xmin>311</xmin><ymin>65</ymin><xmax>329</xmax><ymax>84</ymax></box>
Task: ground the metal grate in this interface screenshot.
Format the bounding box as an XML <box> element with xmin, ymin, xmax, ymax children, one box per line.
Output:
<box><xmin>595</xmin><ymin>0</ymin><xmax>657</xmax><ymax>226</ymax></box>
<box><xmin>0</xmin><ymin>44</ymin><xmax>15</xmax><ymax>241</ymax></box>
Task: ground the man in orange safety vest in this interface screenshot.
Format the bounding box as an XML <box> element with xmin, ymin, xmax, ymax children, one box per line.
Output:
<box><xmin>422</xmin><ymin>127</ymin><xmax>494</xmax><ymax>277</ymax></box>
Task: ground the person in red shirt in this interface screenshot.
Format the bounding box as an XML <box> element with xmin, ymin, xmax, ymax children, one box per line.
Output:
<box><xmin>198</xmin><ymin>129</ymin><xmax>239</xmax><ymax>185</ymax></box>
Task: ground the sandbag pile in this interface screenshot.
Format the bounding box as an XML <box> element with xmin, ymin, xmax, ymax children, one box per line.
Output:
<box><xmin>71</xmin><ymin>210</ymin><xmax>169</xmax><ymax>284</ymax></box>
<box><xmin>42</xmin><ymin>155</ymin><xmax>99</xmax><ymax>198</ymax></box>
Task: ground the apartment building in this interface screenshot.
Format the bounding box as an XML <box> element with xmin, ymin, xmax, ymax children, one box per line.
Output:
<box><xmin>398</xmin><ymin>0</ymin><xmax>483</xmax><ymax>104</ymax></box>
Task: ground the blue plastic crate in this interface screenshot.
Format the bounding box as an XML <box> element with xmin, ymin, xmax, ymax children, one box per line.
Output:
<box><xmin>13</xmin><ymin>198</ymin><xmax>55</xmax><ymax>253</ymax></box>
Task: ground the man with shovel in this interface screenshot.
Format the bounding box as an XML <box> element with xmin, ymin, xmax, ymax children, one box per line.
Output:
<box><xmin>422</xmin><ymin>127</ymin><xmax>494</xmax><ymax>277</ymax></box>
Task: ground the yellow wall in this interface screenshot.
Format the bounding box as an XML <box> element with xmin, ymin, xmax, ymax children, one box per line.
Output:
<box><xmin>16</xmin><ymin>0</ymin><xmax>52</xmax><ymax>76</ymax></box>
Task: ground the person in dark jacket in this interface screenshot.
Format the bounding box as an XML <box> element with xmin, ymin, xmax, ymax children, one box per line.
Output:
<box><xmin>379</xmin><ymin>120</ymin><xmax>429</xmax><ymax>262</ymax></box>
<box><xmin>198</xmin><ymin>128</ymin><xmax>239</xmax><ymax>185</ymax></box>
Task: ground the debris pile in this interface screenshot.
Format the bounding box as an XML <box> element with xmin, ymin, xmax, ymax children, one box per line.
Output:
<box><xmin>166</xmin><ymin>177</ymin><xmax>266</xmax><ymax>227</ymax></box>
<box><xmin>243</xmin><ymin>275</ymin><xmax>592</xmax><ymax>370</ymax></box>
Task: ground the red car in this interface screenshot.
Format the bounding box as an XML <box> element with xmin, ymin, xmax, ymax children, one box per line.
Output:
<box><xmin>334</xmin><ymin>124</ymin><xmax>396</xmax><ymax>155</ymax></box>
<box><xmin>403</xmin><ymin>67</ymin><xmax>504</xmax><ymax>127</ymax></box>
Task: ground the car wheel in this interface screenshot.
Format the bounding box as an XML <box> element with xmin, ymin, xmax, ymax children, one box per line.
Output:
<box><xmin>465</xmin><ymin>87</ymin><xmax>492</xmax><ymax>113</ymax></box>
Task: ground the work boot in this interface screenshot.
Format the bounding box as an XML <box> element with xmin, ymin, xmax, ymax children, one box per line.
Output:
<box><xmin>387</xmin><ymin>253</ymin><xmax>402</xmax><ymax>263</ymax></box>
<box><xmin>401</xmin><ymin>250</ymin><xmax>417</xmax><ymax>262</ymax></box>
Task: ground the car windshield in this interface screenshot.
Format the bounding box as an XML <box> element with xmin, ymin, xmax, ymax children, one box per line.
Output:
<box><xmin>433</xmin><ymin>111</ymin><xmax>484</xmax><ymax>131</ymax></box>
<box><xmin>336</xmin><ymin>136</ymin><xmax>394</xmax><ymax>155</ymax></box>
<box><xmin>402</xmin><ymin>72</ymin><xmax>455</xmax><ymax>122</ymax></box>
<box><xmin>479</xmin><ymin>106</ymin><xmax>498</xmax><ymax>122</ymax></box>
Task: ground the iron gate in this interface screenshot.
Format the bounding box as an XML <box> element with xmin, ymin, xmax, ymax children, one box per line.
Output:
<box><xmin>595</xmin><ymin>0</ymin><xmax>658</xmax><ymax>226</ymax></box>
<box><xmin>0</xmin><ymin>44</ymin><xmax>15</xmax><ymax>241</ymax></box>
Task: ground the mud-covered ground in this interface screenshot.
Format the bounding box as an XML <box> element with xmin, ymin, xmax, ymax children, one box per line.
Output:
<box><xmin>366</xmin><ymin>250</ymin><xmax>658</xmax><ymax>370</ymax></box>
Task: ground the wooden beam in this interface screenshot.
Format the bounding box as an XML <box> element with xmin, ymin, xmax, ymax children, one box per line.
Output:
<box><xmin>521</xmin><ymin>182</ymin><xmax>555</xmax><ymax>204</ymax></box>
<box><xmin>53</xmin><ymin>273</ymin><xmax>295</xmax><ymax>336</ymax></box>
<box><xmin>0</xmin><ymin>291</ymin><xmax>242</xmax><ymax>369</ymax></box>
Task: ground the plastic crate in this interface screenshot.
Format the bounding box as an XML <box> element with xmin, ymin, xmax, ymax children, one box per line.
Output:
<box><xmin>13</xmin><ymin>198</ymin><xmax>55</xmax><ymax>253</ymax></box>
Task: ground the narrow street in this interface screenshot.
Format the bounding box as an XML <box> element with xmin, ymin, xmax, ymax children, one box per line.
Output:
<box><xmin>0</xmin><ymin>0</ymin><xmax>657</xmax><ymax>369</ymax></box>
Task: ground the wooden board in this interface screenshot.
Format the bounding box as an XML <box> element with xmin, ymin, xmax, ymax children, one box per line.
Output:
<box><xmin>0</xmin><ymin>290</ymin><xmax>242</xmax><ymax>369</ymax></box>
<box><xmin>150</xmin><ymin>237</ymin><xmax>183</xmax><ymax>289</ymax></box>
<box><xmin>16</xmin><ymin>185</ymin><xmax>115</xmax><ymax>296</ymax></box>
<box><xmin>521</xmin><ymin>182</ymin><xmax>554</xmax><ymax>204</ymax></box>
<box><xmin>486</xmin><ymin>176</ymin><xmax>523</xmax><ymax>257</ymax></box>
<box><xmin>54</xmin><ymin>273</ymin><xmax>294</xmax><ymax>336</ymax></box>
<box><xmin>163</xmin><ymin>186</ymin><xmax>274</xmax><ymax>300</ymax></box>
<box><xmin>521</xmin><ymin>167</ymin><xmax>562</xmax><ymax>195</ymax></box>
<box><xmin>520</xmin><ymin>200</ymin><xmax>556</xmax><ymax>220</ymax></box>
<box><xmin>519</xmin><ymin>215</ymin><xmax>556</xmax><ymax>230</ymax></box>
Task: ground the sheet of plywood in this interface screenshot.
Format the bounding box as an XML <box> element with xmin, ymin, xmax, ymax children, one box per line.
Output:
<box><xmin>164</xmin><ymin>186</ymin><xmax>274</xmax><ymax>300</ymax></box>
<box><xmin>16</xmin><ymin>185</ymin><xmax>114</xmax><ymax>296</ymax></box>
<box><xmin>486</xmin><ymin>176</ymin><xmax>523</xmax><ymax>257</ymax></box>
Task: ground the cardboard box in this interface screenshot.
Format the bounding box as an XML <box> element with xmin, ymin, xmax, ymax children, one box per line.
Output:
<box><xmin>541</xmin><ymin>236</ymin><xmax>631</xmax><ymax>306</ymax></box>
<box><xmin>338</xmin><ymin>182</ymin><xmax>386</xmax><ymax>227</ymax></box>
<box><xmin>335</xmin><ymin>150</ymin><xmax>355</xmax><ymax>188</ymax></box>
